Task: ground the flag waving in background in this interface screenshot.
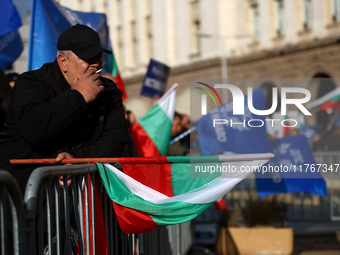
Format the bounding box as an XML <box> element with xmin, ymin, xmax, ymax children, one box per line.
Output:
<box><xmin>98</xmin><ymin>153</ymin><xmax>273</xmax><ymax>234</ymax></box>
<box><xmin>307</xmin><ymin>87</ymin><xmax>340</xmax><ymax>111</ymax></box>
<box><xmin>195</xmin><ymin>86</ymin><xmax>271</xmax><ymax>155</ymax></box>
<box><xmin>256</xmin><ymin>135</ymin><xmax>327</xmax><ymax>197</ymax></box>
<box><xmin>0</xmin><ymin>0</ymin><xmax>23</xmax><ymax>70</ymax></box>
<box><xmin>28</xmin><ymin>0</ymin><xmax>110</xmax><ymax>71</ymax></box>
<box><xmin>107</xmin><ymin>46</ymin><xmax>127</xmax><ymax>101</ymax></box>
<box><xmin>130</xmin><ymin>84</ymin><xmax>177</xmax><ymax>157</ymax></box>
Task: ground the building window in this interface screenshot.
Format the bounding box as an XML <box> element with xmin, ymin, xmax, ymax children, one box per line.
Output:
<box><xmin>117</xmin><ymin>26</ymin><xmax>124</xmax><ymax>68</ymax></box>
<box><xmin>131</xmin><ymin>21</ymin><xmax>138</xmax><ymax>68</ymax></box>
<box><xmin>276</xmin><ymin>0</ymin><xmax>285</xmax><ymax>36</ymax></box>
<box><xmin>146</xmin><ymin>15</ymin><xmax>153</xmax><ymax>59</ymax></box>
<box><xmin>252</xmin><ymin>4</ymin><xmax>260</xmax><ymax>41</ymax></box>
<box><xmin>332</xmin><ymin>0</ymin><xmax>340</xmax><ymax>22</ymax></box>
<box><xmin>130</xmin><ymin>0</ymin><xmax>135</xmax><ymax>20</ymax></box>
<box><xmin>303</xmin><ymin>0</ymin><xmax>312</xmax><ymax>29</ymax></box>
<box><xmin>190</xmin><ymin>0</ymin><xmax>201</xmax><ymax>55</ymax></box>
<box><xmin>116</xmin><ymin>0</ymin><xmax>121</xmax><ymax>25</ymax></box>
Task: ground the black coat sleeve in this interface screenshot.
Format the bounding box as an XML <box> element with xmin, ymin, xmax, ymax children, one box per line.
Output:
<box><xmin>10</xmin><ymin>75</ymin><xmax>88</xmax><ymax>144</ymax></box>
<box><xmin>69</xmin><ymin>89</ymin><xmax>128</xmax><ymax>157</ymax></box>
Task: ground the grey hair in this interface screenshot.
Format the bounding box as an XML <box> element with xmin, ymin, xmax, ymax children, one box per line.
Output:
<box><xmin>57</xmin><ymin>50</ymin><xmax>71</xmax><ymax>59</ymax></box>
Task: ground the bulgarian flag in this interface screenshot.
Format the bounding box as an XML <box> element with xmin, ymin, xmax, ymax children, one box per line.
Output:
<box><xmin>108</xmin><ymin>48</ymin><xmax>127</xmax><ymax>101</ymax></box>
<box><xmin>130</xmin><ymin>84</ymin><xmax>177</xmax><ymax>157</ymax></box>
<box><xmin>97</xmin><ymin>153</ymin><xmax>273</xmax><ymax>234</ymax></box>
<box><xmin>283</xmin><ymin>115</ymin><xmax>291</xmax><ymax>137</ymax></box>
<box><xmin>320</xmin><ymin>95</ymin><xmax>340</xmax><ymax>112</ymax></box>
<box><xmin>307</xmin><ymin>87</ymin><xmax>340</xmax><ymax>111</ymax></box>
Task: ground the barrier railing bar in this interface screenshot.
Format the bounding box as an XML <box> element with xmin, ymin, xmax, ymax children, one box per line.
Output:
<box><xmin>107</xmin><ymin>192</ymin><xmax>113</xmax><ymax>255</ymax></box>
<box><xmin>129</xmin><ymin>233</ymin><xmax>133</xmax><ymax>254</ymax></box>
<box><xmin>113</xmin><ymin>204</ymin><xmax>119</xmax><ymax>255</ymax></box>
<box><xmin>144</xmin><ymin>232</ymin><xmax>148</xmax><ymax>255</ymax></box>
<box><xmin>0</xmin><ymin>185</ymin><xmax>6</xmax><ymax>255</ymax></box>
<box><xmin>46</xmin><ymin>179</ymin><xmax>53</xmax><ymax>255</ymax></box>
<box><xmin>37</xmin><ymin>185</ymin><xmax>44</xmax><ymax>254</ymax></box>
<box><xmin>71</xmin><ymin>175</ymin><xmax>83</xmax><ymax>255</ymax></box>
<box><xmin>102</xmin><ymin>192</ymin><xmax>110</xmax><ymax>254</ymax></box>
<box><xmin>91</xmin><ymin>173</ymin><xmax>96</xmax><ymax>254</ymax></box>
<box><xmin>131</xmin><ymin>234</ymin><xmax>135</xmax><ymax>255</ymax></box>
<box><xmin>122</xmin><ymin>230</ymin><xmax>126</xmax><ymax>255</ymax></box>
<box><xmin>85</xmin><ymin>174</ymin><xmax>91</xmax><ymax>255</ymax></box>
<box><xmin>77</xmin><ymin>174</ymin><xmax>85</xmax><ymax>253</ymax></box>
<box><xmin>0</xmin><ymin>171</ymin><xmax>26</xmax><ymax>254</ymax></box>
<box><xmin>8</xmin><ymin>189</ymin><xmax>20</xmax><ymax>255</ymax></box>
<box><xmin>63</xmin><ymin>176</ymin><xmax>71</xmax><ymax>254</ymax></box>
<box><xmin>54</xmin><ymin>178</ymin><xmax>61</xmax><ymax>255</ymax></box>
<box><xmin>135</xmin><ymin>234</ymin><xmax>140</xmax><ymax>255</ymax></box>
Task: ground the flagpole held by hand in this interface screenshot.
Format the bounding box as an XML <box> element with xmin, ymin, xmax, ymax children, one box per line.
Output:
<box><xmin>169</xmin><ymin>126</ymin><xmax>196</xmax><ymax>145</ymax></box>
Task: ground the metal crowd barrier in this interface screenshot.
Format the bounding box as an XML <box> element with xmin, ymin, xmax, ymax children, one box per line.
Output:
<box><xmin>0</xmin><ymin>170</ymin><xmax>26</xmax><ymax>255</ymax></box>
<box><xmin>20</xmin><ymin>163</ymin><xmax>192</xmax><ymax>255</ymax></box>
<box><xmin>24</xmin><ymin>163</ymin><xmax>99</xmax><ymax>255</ymax></box>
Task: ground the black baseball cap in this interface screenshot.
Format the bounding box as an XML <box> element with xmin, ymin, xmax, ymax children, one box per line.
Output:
<box><xmin>57</xmin><ymin>24</ymin><xmax>112</xmax><ymax>59</ymax></box>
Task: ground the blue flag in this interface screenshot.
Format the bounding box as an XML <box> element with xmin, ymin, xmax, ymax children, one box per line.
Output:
<box><xmin>140</xmin><ymin>59</ymin><xmax>170</xmax><ymax>98</ymax></box>
<box><xmin>0</xmin><ymin>0</ymin><xmax>22</xmax><ymax>35</ymax></box>
<box><xmin>0</xmin><ymin>0</ymin><xmax>23</xmax><ymax>70</ymax></box>
<box><xmin>300</xmin><ymin>124</ymin><xmax>322</xmax><ymax>142</ymax></box>
<box><xmin>256</xmin><ymin>135</ymin><xmax>327</xmax><ymax>197</ymax></box>
<box><xmin>28</xmin><ymin>0</ymin><xmax>110</xmax><ymax>71</ymax></box>
<box><xmin>195</xmin><ymin>87</ymin><xmax>271</xmax><ymax>155</ymax></box>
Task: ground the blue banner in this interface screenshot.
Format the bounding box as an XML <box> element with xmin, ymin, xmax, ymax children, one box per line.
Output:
<box><xmin>0</xmin><ymin>0</ymin><xmax>23</xmax><ymax>70</ymax></box>
<box><xmin>28</xmin><ymin>0</ymin><xmax>110</xmax><ymax>71</ymax></box>
<box><xmin>0</xmin><ymin>30</ymin><xmax>23</xmax><ymax>70</ymax></box>
<box><xmin>0</xmin><ymin>0</ymin><xmax>22</xmax><ymax>35</ymax></box>
<box><xmin>140</xmin><ymin>59</ymin><xmax>170</xmax><ymax>98</ymax></box>
<box><xmin>256</xmin><ymin>135</ymin><xmax>327</xmax><ymax>197</ymax></box>
<box><xmin>299</xmin><ymin>124</ymin><xmax>322</xmax><ymax>142</ymax></box>
<box><xmin>195</xmin><ymin>87</ymin><xmax>271</xmax><ymax>155</ymax></box>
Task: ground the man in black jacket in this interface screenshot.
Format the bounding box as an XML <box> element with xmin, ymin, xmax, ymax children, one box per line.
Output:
<box><xmin>0</xmin><ymin>24</ymin><xmax>128</xmax><ymax>193</ymax></box>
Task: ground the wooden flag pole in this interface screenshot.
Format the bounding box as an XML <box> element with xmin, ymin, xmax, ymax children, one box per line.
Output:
<box><xmin>9</xmin><ymin>158</ymin><xmax>119</xmax><ymax>165</ymax></box>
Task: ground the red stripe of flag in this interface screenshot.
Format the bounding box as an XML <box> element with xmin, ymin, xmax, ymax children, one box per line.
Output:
<box><xmin>130</xmin><ymin>122</ymin><xmax>161</xmax><ymax>157</ymax></box>
<box><xmin>112</xmin><ymin>202</ymin><xmax>161</xmax><ymax>234</ymax></box>
<box><xmin>122</xmin><ymin>162</ymin><xmax>173</xmax><ymax>196</ymax></box>
<box><xmin>112</xmin><ymin>160</ymin><xmax>174</xmax><ymax>234</ymax></box>
<box><xmin>114</xmin><ymin>73</ymin><xmax>127</xmax><ymax>101</ymax></box>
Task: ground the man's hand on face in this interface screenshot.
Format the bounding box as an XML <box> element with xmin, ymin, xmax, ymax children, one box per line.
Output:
<box><xmin>71</xmin><ymin>67</ymin><xmax>104</xmax><ymax>103</ymax></box>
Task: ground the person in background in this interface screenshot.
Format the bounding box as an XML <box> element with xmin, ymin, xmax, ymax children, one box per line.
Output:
<box><xmin>313</xmin><ymin>109</ymin><xmax>340</xmax><ymax>151</ymax></box>
<box><xmin>121</xmin><ymin>106</ymin><xmax>138</xmax><ymax>157</ymax></box>
<box><xmin>5</xmin><ymin>72</ymin><xmax>20</xmax><ymax>89</ymax></box>
<box><xmin>0</xmin><ymin>24</ymin><xmax>128</xmax><ymax>193</ymax></box>
<box><xmin>0</xmin><ymin>68</ymin><xmax>11</xmax><ymax>132</ymax></box>
<box><xmin>126</xmin><ymin>110</ymin><xmax>137</xmax><ymax>128</ymax></box>
<box><xmin>168</xmin><ymin>111</ymin><xmax>189</xmax><ymax>156</ymax></box>
<box><xmin>180</xmin><ymin>113</ymin><xmax>191</xmax><ymax>149</ymax></box>
<box><xmin>181</xmin><ymin>113</ymin><xmax>191</xmax><ymax>131</ymax></box>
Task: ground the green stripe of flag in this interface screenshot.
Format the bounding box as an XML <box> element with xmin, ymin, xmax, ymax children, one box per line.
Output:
<box><xmin>171</xmin><ymin>162</ymin><xmax>218</xmax><ymax>196</ymax></box>
<box><xmin>109</xmin><ymin>49</ymin><xmax>119</xmax><ymax>77</ymax></box>
<box><xmin>139</xmin><ymin>104</ymin><xmax>172</xmax><ymax>156</ymax></box>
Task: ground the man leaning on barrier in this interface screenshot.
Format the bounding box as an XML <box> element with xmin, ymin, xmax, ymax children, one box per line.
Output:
<box><xmin>0</xmin><ymin>24</ymin><xmax>128</xmax><ymax>194</ymax></box>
